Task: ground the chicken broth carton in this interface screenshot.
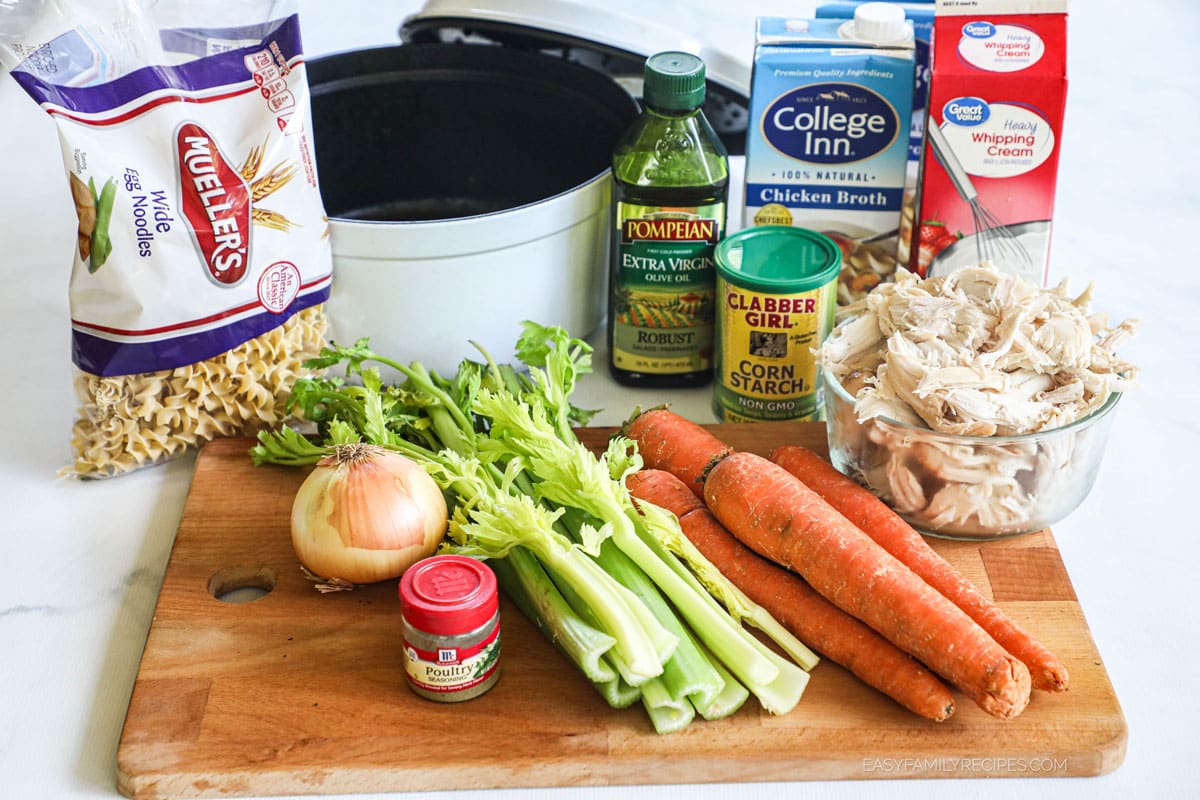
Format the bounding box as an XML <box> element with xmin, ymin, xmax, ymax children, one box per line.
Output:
<box><xmin>910</xmin><ymin>0</ymin><xmax>1068</xmax><ymax>285</ymax></box>
<box><xmin>814</xmin><ymin>3</ymin><xmax>935</xmax><ymax>182</ymax></box>
<box><xmin>816</xmin><ymin>1</ymin><xmax>935</xmax><ymax>265</ymax></box>
<box><xmin>745</xmin><ymin>7</ymin><xmax>915</xmax><ymax>304</ymax></box>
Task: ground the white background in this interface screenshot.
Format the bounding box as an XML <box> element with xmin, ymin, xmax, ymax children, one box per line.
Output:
<box><xmin>0</xmin><ymin>1</ymin><xmax>1195</xmax><ymax>799</ymax></box>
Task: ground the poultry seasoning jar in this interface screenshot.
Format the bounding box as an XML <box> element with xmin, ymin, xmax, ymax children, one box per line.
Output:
<box><xmin>713</xmin><ymin>226</ymin><xmax>841</xmax><ymax>423</ymax></box>
<box><xmin>398</xmin><ymin>555</ymin><xmax>501</xmax><ymax>702</ymax></box>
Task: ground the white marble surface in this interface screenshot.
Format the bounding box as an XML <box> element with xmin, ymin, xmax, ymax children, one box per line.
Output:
<box><xmin>0</xmin><ymin>1</ymin><xmax>1194</xmax><ymax>799</ymax></box>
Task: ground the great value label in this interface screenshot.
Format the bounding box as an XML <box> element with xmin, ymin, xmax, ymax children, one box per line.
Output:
<box><xmin>910</xmin><ymin>0</ymin><xmax>1068</xmax><ymax>285</ymax></box>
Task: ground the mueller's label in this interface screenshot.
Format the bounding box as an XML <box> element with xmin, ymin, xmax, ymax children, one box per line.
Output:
<box><xmin>746</xmin><ymin>17</ymin><xmax>915</xmax><ymax>305</ymax></box>
<box><xmin>713</xmin><ymin>277</ymin><xmax>837</xmax><ymax>423</ymax></box>
<box><xmin>176</xmin><ymin>122</ymin><xmax>252</xmax><ymax>285</ymax></box>
<box><xmin>611</xmin><ymin>203</ymin><xmax>721</xmax><ymax>375</ymax></box>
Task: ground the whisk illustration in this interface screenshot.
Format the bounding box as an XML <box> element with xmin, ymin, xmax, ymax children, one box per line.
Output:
<box><xmin>928</xmin><ymin>123</ymin><xmax>1032</xmax><ymax>270</ymax></box>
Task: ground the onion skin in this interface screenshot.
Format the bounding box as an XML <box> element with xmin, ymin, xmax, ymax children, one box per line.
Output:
<box><xmin>290</xmin><ymin>444</ymin><xmax>448</xmax><ymax>584</ymax></box>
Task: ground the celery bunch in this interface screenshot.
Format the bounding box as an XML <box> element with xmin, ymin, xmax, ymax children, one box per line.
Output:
<box><xmin>252</xmin><ymin>322</ymin><xmax>816</xmax><ymax>733</ymax></box>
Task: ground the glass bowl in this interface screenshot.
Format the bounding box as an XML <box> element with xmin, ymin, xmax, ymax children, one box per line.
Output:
<box><xmin>822</xmin><ymin>368</ymin><xmax>1122</xmax><ymax>540</ymax></box>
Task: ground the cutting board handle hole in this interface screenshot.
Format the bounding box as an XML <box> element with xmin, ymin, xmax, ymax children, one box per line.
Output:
<box><xmin>208</xmin><ymin>566</ymin><xmax>277</xmax><ymax>604</ymax></box>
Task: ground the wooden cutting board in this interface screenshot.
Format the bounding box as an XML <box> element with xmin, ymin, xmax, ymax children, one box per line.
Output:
<box><xmin>116</xmin><ymin>423</ymin><xmax>1126</xmax><ymax>799</ymax></box>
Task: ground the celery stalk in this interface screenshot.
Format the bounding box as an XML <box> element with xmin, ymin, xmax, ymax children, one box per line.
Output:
<box><xmin>556</xmin><ymin>506</ymin><xmax>724</xmax><ymax>708</ymax></box>
<box><xmin>572</xmin><ymin>543</ymin><xmax>679</xmax><ymax>672</ymax></box>
<box><xmin>625</xmin><ymin>503</ymin><xmax>811</xmax><ymax>714</ymax></box>
<box><xmin>593</xmin><ymin>539</ymin><xmax>724</xmax><ymax>709</ymax></box>
<box><xmin>603</xmin><ymin>510</ymin><xmax>779</xmax><ymax>687</ymax></box>
<box><xmin>740</xmin><ymin>644</ymin><xmax>811</xmax><ymax>716</ymax></box>
<box><xmin>592</xmin><ymin>659</ymin><xmax>642</xmax><ymax>709</ymax></box>
<box><xmin>441</xmin><ymin>463</ymin><xmax>672</xmax><ymax>686</ymax></box>
<box><xmin>474</xmin><ymin>393</ymin><xmax>782</xmax><ymax>689</ymax></box>
<box><xmin>631</xmin><ymin>498</ymin><xmax>821</xmax><ymax>672</ymax></box>
<box><xmin>639</xmin><ymin>677</ymin><xmax>696</xmax><ymax>735</ymax></box>
<box><xmin>489</xmin><ymin>547</ymin><xmax>617</xmax><ymax>684</ymax></box>
<box><xmin>536</xmin><ymin>548</ymin><xmax>670</xmax><ymax>691</ymax></box>
<box><xmin>693</xmin><ymin>643</ymin><xmax>750</xmax><ymax>720</ymax></box>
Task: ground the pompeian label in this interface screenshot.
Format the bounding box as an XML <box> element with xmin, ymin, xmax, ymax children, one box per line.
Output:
<box><xmin>176</xmin><ymin>122</ymin><xmax>252</xmax><ymax>286</ymax></box>
<box><xmin>621</xmin><ymin>217</ymin><xmax>719</xmax><ymax>244</ymax></box>
<box><xmin>612</xmin><ymin>203</ymin><xmax>723</xmax><ymax>375</ymax></box>
<box><xmin>713</xmin><ymin>277</ymin><xmax>837</xmax><ymax>423</ymax></box>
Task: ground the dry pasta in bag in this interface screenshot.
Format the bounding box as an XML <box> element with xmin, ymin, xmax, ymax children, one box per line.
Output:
<box><xmin>2</xmin><ymin>1</ymin><xmax>332</xmax><ymax>477</ymax></box>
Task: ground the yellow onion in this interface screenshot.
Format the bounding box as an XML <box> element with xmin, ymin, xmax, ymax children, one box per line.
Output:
<box><xmin>290</xmin><ymin>443</ymin><xmax>448</xmax><ymax>584</ymax></box>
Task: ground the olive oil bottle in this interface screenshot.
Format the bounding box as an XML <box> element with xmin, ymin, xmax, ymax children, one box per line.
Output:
<box><xmin>608</xmin><ymin>51</ymin><xmax>729</xmax><ymax>388</ymax></box>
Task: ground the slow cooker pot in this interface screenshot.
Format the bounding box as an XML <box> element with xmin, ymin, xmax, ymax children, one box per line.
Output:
<box><xmin>310</xmin><ymin>43</ymin><xmax>639</xmax><ymax>372</ymax></box>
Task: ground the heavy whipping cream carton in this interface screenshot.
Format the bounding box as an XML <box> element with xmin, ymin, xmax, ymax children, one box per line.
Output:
<box><xmin>911</xmin><ymin>0</ymin><xmax>1068</xmax><ymax>285</ymax></box>
<box><xmin>744</xmin><ymin>5</ymin><xmax>915</xmax><ymax>304</ymax></box>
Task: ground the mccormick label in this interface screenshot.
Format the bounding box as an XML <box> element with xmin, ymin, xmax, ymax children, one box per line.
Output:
<box><xmin>610</xmin><ymin>203</ymin><xmax>722</xmax><ymax>375</ymax></box>
<box><xmin>403</xmin><ymin>625</ymin><xmax>501</xmax><ymax>695</ymax></box>
<box><xmin>745</xmin><ymin>17</ymin><xmax>915</xmax><ymax>305</ymax></box>
<box><xmin>910</xmin><ymin>0</ymin><xmax>1068</xmax><ymax>285</ymax></box>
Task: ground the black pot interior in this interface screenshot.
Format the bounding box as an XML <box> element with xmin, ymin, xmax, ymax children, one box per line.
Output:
<box><xmin>308</xmin><ymin>44</ymin><xmax>640</xmax><ymax>221</ymax></box>
<box><xmin>402</xmin><ymin>18</ymin><xmax>749</xmax><ymax>156</ymax></box>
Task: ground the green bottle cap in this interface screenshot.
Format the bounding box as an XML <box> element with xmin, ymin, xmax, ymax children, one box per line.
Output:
<box><xmin>643</xmin><ymin>51</ymin><xmax>706</xmax><ymax>111</ymax></box>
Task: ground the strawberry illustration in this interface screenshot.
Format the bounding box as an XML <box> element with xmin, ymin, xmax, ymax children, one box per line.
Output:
<box><xmin>913</xmin><ymin>217</ymin><xmax>961</xmax><ymax>275</ymax></box>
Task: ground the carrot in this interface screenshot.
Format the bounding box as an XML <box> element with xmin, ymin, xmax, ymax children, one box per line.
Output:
<box><xmin>626</xmin><ymin>468</ymin><xmax>956</xmax><ymax>722</ymax></box>
<box><xmin>624</xmin><ymin>408</ymin><xmax>729</xmax><ymax>497</ymax></box>
<box><xmin>770</xmin><ymin>444</ymin><xmax>1069</xmax><ymax>693</ymax></box>
<box><xmin>703</xmin><ymin>451</ymin><xmax>1032</xmax><ymax>720</ymax></box>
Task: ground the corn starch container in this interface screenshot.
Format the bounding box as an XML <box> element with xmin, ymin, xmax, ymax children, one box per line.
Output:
<box><xmin>713</xmin><ymin>226</ymin><xmax>840</xmax><ymax>423</ymax></box>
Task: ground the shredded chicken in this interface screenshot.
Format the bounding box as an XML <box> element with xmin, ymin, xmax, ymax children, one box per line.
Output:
<box><xmin>821</xmin><ymin>263</ymin><xmax>1139</xmax><ymax>535</ymax></box>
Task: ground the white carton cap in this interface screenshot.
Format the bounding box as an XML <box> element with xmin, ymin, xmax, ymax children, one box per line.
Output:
<box><xmin>847</xmin><ymin>2</ymin><xmax>910</xmax><ymax>43</ymax></box>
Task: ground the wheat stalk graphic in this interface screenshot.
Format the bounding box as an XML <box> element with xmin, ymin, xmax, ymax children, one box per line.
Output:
<box><xmin>239</xmin><ymin>135</ymin><xmax>300</xmax><ymax>232</ymax></box>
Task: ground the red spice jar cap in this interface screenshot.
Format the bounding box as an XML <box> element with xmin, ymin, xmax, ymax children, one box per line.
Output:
<box><xmin>399</xmin><ymin>555</ymin><xmax>499</xmax><ymax>635</ymax></box>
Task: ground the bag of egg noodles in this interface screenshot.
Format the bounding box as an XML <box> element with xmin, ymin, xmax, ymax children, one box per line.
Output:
<box><xmin>1</xmin><ymin>1</ymin><xmax>333</xmax><ymax>477</ymax></box>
